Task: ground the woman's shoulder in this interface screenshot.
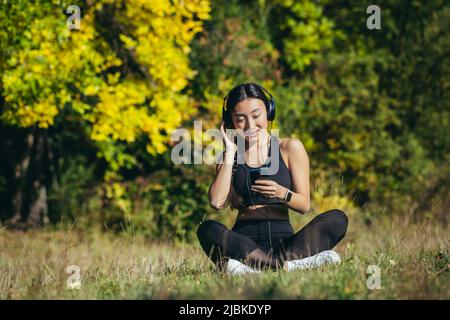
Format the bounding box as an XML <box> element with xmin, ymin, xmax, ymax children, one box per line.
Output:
<box><xmin>278</xmin><ymin>137</ymin><xmax>309</xmax><ymax>165</ymax></box>
<box><xmin>279</xmin><ymin>137</ymin><xmax>306</xmax><ymax>152</ymax></box>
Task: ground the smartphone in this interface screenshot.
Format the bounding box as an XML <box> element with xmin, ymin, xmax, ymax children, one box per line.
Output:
<box><xmin>249</xmin><ymin>168</ymin><xmax>262</xmax><ymax>186</ymax></box>
<box><xmin>249</xmin><ymin>168</ymin><xmax>271</xmax><ymax>198</ymax></box>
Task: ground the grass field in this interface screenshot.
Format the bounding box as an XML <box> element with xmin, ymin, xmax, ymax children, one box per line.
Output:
<box><xmin>0</xmin><ymin>213</ymin><xmax>448</xmax><ymax>299</ymax></box>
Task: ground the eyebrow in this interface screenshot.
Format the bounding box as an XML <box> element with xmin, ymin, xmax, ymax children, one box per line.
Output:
<box><xmin>234</xmin><ymin>108</ymin><xmax>261</xmax><ymax>116</ymax></box>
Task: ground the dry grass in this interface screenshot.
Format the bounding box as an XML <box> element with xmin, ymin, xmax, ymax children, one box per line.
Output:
<box><xmin>0</xmin><ymin>214</ymin><xmax>448</xmax><ymax>299</ymax></box>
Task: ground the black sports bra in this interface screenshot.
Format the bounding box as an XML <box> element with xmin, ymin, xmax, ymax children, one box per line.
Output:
<box><xmin>232</xmin><ymin>135</ymin><xmax>292</xmax><ymax>207</ymax></box>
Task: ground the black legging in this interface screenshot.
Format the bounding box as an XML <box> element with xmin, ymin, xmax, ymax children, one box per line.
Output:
<box><xmin>197</xmin><ymin>209</ymin><xmax>348</xmax><ymax>270</ymax></box>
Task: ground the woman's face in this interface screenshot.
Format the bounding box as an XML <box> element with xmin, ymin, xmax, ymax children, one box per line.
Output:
<box><xmin>231</xmin><ymin>98</ymin><xmax>268</xmax><ymax>142</ymax></box>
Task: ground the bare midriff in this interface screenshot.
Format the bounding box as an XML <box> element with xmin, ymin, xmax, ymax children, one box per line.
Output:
<box><xmin>236</xmin><ymin>204</ymin><xmax>290</xmax><ymax>222</ymax></box>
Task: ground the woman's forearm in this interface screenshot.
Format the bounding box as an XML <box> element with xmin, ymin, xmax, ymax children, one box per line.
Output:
<box><xmin>283</xmin><ymin>189</ymin><xmax>310</xmax><ymax>214</ymax></box>
<box><xmin>208</xmin><ymin>150</ymin><xmax>236</xmax><ymax>210</ymax></box>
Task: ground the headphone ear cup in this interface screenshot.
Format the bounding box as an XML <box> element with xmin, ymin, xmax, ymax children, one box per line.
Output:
<box><xmin>267</xmin><ymin>99</ymin><xmax>276</xmax><ymax>121</ymax></box>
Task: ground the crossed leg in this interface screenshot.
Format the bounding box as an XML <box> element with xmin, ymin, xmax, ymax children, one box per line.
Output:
<box><xmin>196</xmin><ymin>220</ymin><xmax>280</xmax><ymax>270</ymax></box>
<box><xmin>197</xmin><ymin>209</ymin><xmax>348</xmax><ymax>271</ymax></box>
<box><xmin>274</xmin><ymin>209</ymin><xmax>348</xmax><ymax>262</ymax></box>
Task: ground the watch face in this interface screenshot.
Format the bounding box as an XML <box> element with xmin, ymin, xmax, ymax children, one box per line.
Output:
<box><xmin>286</xmin><ymin>191</ymin><xmax>293</xmax><ymax>202</ymax></box>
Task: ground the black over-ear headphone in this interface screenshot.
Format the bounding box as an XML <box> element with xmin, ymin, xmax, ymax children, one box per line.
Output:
<box><xmin>222</xmin><ymin>84</ymin><xmax>276</xmax><ymax>129</ymax></box>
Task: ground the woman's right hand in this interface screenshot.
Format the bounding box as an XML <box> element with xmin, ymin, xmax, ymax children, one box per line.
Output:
<box><xmin>220</xmin><ymin>122</ymin><xmax>237</xmax><ymax>154</ymax></box>
<box><xmin>209</xmin><ymin>122</ymin><xmax>238</xmax><ymax>210</ymax></box>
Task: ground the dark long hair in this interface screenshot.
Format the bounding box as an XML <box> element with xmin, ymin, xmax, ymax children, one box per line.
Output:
<box><xmin>224</xmin><ymin>84</ymin><xmax>273</xmax><ymax>210</ymax></box>
<box><xmin>224</xmin><ymin>83</ymin><xmax>270</xmax><ymax>114</ymax></box>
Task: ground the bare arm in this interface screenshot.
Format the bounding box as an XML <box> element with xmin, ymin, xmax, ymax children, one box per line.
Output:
<box><xmin>284</xmin><ymin>138</ymin><xmax>311</xmax><ymax>214</ymax></box>
<box><xmin>249</xmin><ymin>138</ymin><xmax>311</xmax><ymax>214</ymax></box>
<box><xmin>208</xmin><ymin>149</ymin><xmax>236</xmax><ymax>210</ymax></box>
<box><xmin>208</xmin><ymin>122</ymin><xmax>239</xmax><ymax>210</ymax></box>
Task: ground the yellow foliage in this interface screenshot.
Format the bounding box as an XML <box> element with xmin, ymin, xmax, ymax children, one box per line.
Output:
<box><xmin>311</xmin><ymin>172</ymin><xmax>358</xmax><ymax>216</ymax></box>
<box><xmin>1</xmin><ymin>0</ymin><xmax>211</xmax><ymax>175</ymax></box>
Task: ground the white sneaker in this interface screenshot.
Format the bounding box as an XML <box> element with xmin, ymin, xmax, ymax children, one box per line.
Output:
<box><xmin>283</xmin><ymin>250</ymin><xmax>341</xmax><ymax>272</ymax></box>
<box><xmin>226</xmin><ymin>259</ymin><xmax>261</xmax><ymax>275</ymax></box>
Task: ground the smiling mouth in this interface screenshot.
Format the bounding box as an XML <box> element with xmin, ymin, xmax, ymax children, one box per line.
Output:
<box><xmin>245</xmin><ymin>130</ymin><xmax>259</xmax><ymax>137</ymax></box>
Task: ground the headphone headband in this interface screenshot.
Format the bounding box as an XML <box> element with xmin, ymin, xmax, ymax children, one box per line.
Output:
<box><xmin>223</xmin><ymin>84</ymin><xmax>272</xmax><ymax>111</ymax></box>
<box><xmin>222</xmin><ymin>84</ymin><xmax>276</xmax><ymax>129</ymax></box>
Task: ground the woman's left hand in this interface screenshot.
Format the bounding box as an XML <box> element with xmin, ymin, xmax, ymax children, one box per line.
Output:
<box><xmin>251</xmin><ymin>179</ymin><xmax>287</xmax><ymax>200</ymax></box>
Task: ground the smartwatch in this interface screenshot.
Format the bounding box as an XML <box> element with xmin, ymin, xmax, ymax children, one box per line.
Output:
<box><xmin>283</xmin><ymin>190</ymin><xmax>293</xmax><ymax>203</ymax></box>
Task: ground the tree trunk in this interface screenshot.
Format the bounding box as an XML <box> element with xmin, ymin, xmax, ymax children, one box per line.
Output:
<box><xmin>4</xmin><ymin>128</ymin><xmax>50</xmax><ymax>229</ymax></box>
<box><xmin>27</xmin><ymin>183</ymin><xmax>47</xmax><ymax>227</ymax></box>
<box><xmin>9</xmin><ymin>132</ymin><xmax>34</xmax><ymax>225</ymax></box>
<box><xmin>25</xmin><ymin>130</ymin><xmax>48</xmax><ymax>228</ymax></box>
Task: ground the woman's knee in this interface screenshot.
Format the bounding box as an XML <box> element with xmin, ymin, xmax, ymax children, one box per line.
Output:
<box><xmin>315</xmin><ymin>209</ymin><xmax>348</xmax><ymax>239</ymax></box>
<box><xmin>328</xmin><ymin>209</ymin><xmax>348</xmax><ymax>239</ymax></box>
<box><xmin>197</xmin><ymin>220</ymin><xmax>225</xmax><ymax>241</ymax></box>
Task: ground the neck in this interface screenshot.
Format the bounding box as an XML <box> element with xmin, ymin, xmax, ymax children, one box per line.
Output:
<box><xmin>244</xmin><ymin>131</ymin><xmax>271</xmax><ymax>166</ymax></box>
<box><xmin>245</xmin><ymin>131</ymin><xmax>270</xmax><ymax>150</ymax></box>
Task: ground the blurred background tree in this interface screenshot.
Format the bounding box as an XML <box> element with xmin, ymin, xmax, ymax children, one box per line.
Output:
<box><xmin>0</xmin><ymin>0</ymin><xmax>211</xmax><ymax>231</ymax></box>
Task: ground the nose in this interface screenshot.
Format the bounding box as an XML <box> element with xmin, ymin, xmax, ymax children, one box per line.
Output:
<box><xmin>244</xmin><ymin>117</ymin><xmax>257</xmax><ymax>132</ymax></box>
